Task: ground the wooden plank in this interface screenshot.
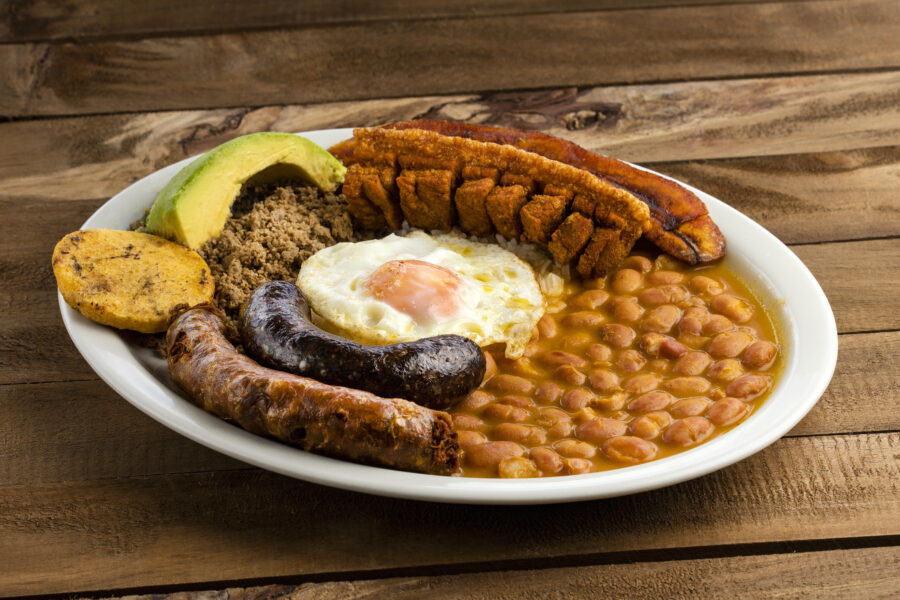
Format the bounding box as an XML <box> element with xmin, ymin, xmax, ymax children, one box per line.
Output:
<box><xmin>2</xmin><ymin>1</ymin><xmax>899</xmax><ymax>117</ymax></box>
<box><xmin>1</xmin><ymin>70</ymin><xmax>899</xmax><ymax>201</ymax></box>
<box><xmin>653</xmin><ymin>146</ymin><xmax>900</xmax><ymax>244</ymax></box>
<box><xmin>1</xmin><ymin>330</ymin><xmax>894</xmax><ymax>487</ymax></box>
<box><xmin>794</xmin><ymin>238</ymin><xmax>900</xmax><ymax>334</ymax></box>
<box><xmin>1</xmin><ymin>432</ymin><xmax>897</xmax><ymax>596</ymax></box>
<box><xmin>101</xmin><ymin>546</ymin><xmax>900</xmax><ymax>600</ymax></box>
<box><xmin>0</xmin><ymin>1</ymin><xmax>799</xmax><ymax>44</ymax></box>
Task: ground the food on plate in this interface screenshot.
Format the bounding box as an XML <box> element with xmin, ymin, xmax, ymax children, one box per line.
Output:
<box><xmin>146</xmin><ymin>132</ymin><xmax>346</xmax><ymax>249</ymax></box>
<box><xmin>453</xmin><ymin>254</ymin><xmax>780</xmax><ymax>477</ymax></box>
<box><xmin>197</xmin><ymin>182</ymin><xmax>360</xmax><ymax>329</ymax></box>
<box><xmin>240</xmin><ymin>281</ymin><xmax>485</xmax><ymax>409</ymax></box>
<box><xmin>330</xmin><ymin>120</ymin><xmax>725</xmax><ymax>264</ymax></box>
<box><xmin>335</xmin><ymin>126</ymin><xmax>653</xmax><ymax>278</ymax></box>
<box><xmin>52</xmin><ymin>229</ymin><xmax>214</xmax><ymax>333</ymax></box>
<box><xmin>168</xmin><ymin>305</ymin><xmax>460</xmax><ymax>475</ymax></box>
<box><xmin>296</xmin><ymin>231</ymin><xmax>548</xmax><ymax>358</ymax></box>
<box><xmin>57</xmin><ymin>121</ymin><xmax>781</xmax><ymax>479</ymax></box>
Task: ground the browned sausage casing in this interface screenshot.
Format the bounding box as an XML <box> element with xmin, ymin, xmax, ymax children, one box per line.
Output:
<box><xmin>167</xmin><ymin>305</ymin><xmax>460</xmax><ymax>475</ymax></box>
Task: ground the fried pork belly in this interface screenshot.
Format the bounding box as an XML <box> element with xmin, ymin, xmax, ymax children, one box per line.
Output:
<box><xmin>330</xmin><ymin>121</ymin><xmax>725</xmax><ymax>264</ymax></box>
<box><xmin>338</xmin><ymin>127</ymin><xmax>652</xmax><ymax>277</ymax></box>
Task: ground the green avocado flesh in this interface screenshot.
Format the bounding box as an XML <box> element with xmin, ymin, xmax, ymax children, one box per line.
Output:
<box><xmin>145</xmin><ymin>132</ymin><xmax>346</xmax><ymax>249</ymax></box>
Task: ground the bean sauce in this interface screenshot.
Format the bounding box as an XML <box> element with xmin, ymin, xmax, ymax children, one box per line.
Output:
<box><xmin>456</xmin><ymin>251</ymin><xmax>782</xmax><ymax>478</ymax></box>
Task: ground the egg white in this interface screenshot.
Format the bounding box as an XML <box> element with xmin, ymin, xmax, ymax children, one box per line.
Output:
<box><xmin>296</xmin><ymin>231</ymin><xmax>545</xmax><ymax>358</ymax></box>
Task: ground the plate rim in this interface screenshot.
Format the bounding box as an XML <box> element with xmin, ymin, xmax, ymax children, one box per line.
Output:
<box><xmin>58</xmin><ymin>127</ymin><xmax>838</xmax><ymax>504</ymax></box>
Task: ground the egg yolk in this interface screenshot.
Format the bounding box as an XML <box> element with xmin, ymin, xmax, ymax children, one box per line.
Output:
<box><xmin>364</xmin><ymin>259</ymin><xmax>466</xmax><ymax>323</ymax></box>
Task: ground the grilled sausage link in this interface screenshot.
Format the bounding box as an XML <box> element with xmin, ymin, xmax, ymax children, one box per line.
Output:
<box><xmin>239</xmin><ymin>280</ymin><xmax>485</xmax><ymax>409</ymax></box>
<box><xmin>167</xmin><ymin>305</ymin><xmax>460</xmax><ymax>475</ymax></box>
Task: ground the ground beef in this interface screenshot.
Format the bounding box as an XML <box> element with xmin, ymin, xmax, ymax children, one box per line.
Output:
<box><xmin>198</xmin><ymin>183</ymin><xmax>364</xmax><ymax>329</ymax></box>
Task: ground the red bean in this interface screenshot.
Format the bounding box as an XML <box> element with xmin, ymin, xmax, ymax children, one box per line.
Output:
<box><xmin>707</xmin><ymin>397</ymin><xmax>750</xmax><ymax>426</ymax></box>
<box><xmin>669</xmin><ymin>397</ymin><xmax>711</xmax><ymax>418</ymax></box>
<box><xmin>465</xmin><ymin>441</ymin><xmax>525</xmax><ymax>469</ymax></box>
<box><xmin>590</xmin><ymin>392</ymin><xmax>627</xmax><ymax>412</ymax></box>
<box><xmin>538</xmin><ymin>407</ymin><xmax>574</xmax><ymax>438</ymax></box>
<box><xmin>486</xmin><ymin>374</ymin><xmax>535</xmax><ymax>395</ymax></box>
<box><xmin>616</xmin><ymin>350</ymin><xmax>647</xmax><ymax>372</ymax></box>
<box><xmin>710</xmin><ymin>294</ymin><xmax>754</xmax><ymax>323</ymax></box>
<box><xmin>599</xmin><ymin>323</ymin><xmax>636</xmax><ymax>348</ymax></box>
<box><xmin>611</xmin><ymin>268</ymin><xmax>643</xmax><ymax>294</ymax></box>
<box><xmin>690</xmin><ymin>275</ymin><xmax>724</xmax><ymax>296</ymax></box>
<box><xmin>679</xmin><ymin>315</ymin><xmax>705</xmax><ymax>336</ymax></box>
<box><xmin>708</xmin><ymin>358</ymin><xmax>744</xmax><ymax>382</ymax></box>
<box><xmin>562</xmin><ymin>311</ymin><xmax>606</xmax><ymax>329</ymax></box>
<box><xmin>742</xmin><ymin>341</ymin><xmax>778</xmax><ymax>369</ymax></box>
<box><xmin>530</xmin><ymin>447</ymin><xmax>564</xmax><ymax>474</ymax></box>
<box><xmin>560</xmin><ymin>388</ymin><xmax>594</xmax><ymax>410</ymax></box>
<box><xmin>662</xmin><ymin>417</ymin><xmax>714</xmax><ymax>447</ymax></box>
<box><xmin>726</xmin><ymin>374</ymin><xmax>769</xmax><ymax>399</ymax></box>
<box><xmin>613</xmin><ymin>298</ymin><xmax>645</xmax><ymax>323</ymax></box>
<box><xmin>554</xmin><ymin>364</ymin><xmax>587</xmax><ymax>386</ymax></box>
<box><xmin>647</xmin><ymin>270</ymin><xmax>685</xmax><ymax>285</ymax></box>
<box><xmin>623</xmin><ymin>373</ymin><xmax>661</xmax><ymax>394</ymax></box>
<box><xmin>673</xmin><ymin>351</ymin><xmax>711</xmax><ymax>376</ymax></box>
<box><xmin>642</xmin><ymin>305</ymin><xmax>682</xmax><ymax>333</ymax></box>
<box><xmin>483</xmin><ymin>403</ymin><xmax>531</xmax><ymax>423</ymax></box>
<box><xmin>628</xmin><ymin>411</ymin><xmax>673</xmax><ymax>440</ymax></box>
<box><xmin>640</xmin><ymin>332</ymin><xmax>666</xmax><ymax>356</ymax></box>
<box><xmin>555</xmin><ymin>439</ymin><xmax>597</xmax><ymax>459</ymax></box>
<box><xmin>570</xmin><ymin>289</ymin><xmax>610</xmax><ymax>310</ymax></box>
<box><xmin>707</xmin><ymin>330</ymin><xmax>754</xmax><ymax>358</ymax></box>
<box><xmin>660</xmin><ymin>339</ymin><xmax>689</xmax><ymax>359</ymax></box>
<box><xmin>627</xmin><ymin>390</ymin><xmax>675</xmax><ymax>412</ymax></box>
<box><xmin>702</xmin><ymin>314</ymin><xmax>734</xmax><ymax>336</ymax></box>
<box><xmin>537</xmin><ymin>314</ymin><xmax>559</xmax><ymax>338</ymax></box>
<box><xmin>481</xmin><ymin>351</ymin><xmax>498</xmax><ymax>383</ymax></box>
<box><xmin>586</xmin><ymin>343</ymin><xmax>612</xmax><ymax>362</ymax></box>
<box><xmin>540</xmin><ymin>350</ymin><xmax>587</xmax><ymax>368</ymax></box>
<box><xmin>452</xmin><ymin>413</ymin><xmax>486</xmax><ymax>430</ymax></box>
<box><xmin>588</xmin><ymin>368</ymin><xmax>620</xmax><ymax>392</ymax></box>
<box><xmin>621</xmin><ymin>255</ymin><xmax>652</xmax><ymax>273</ymax></box>
<box><xmin>534</xmin><ymin>381</ymin><xmax>564</xmax><ymax>404</ymax></box>
<box><xmin>457</xmin><ymin>430</ymin><xmax>486</xmax><ymax>450</ymax></box>
<box><xmin>457</xmin><ymin>390</ymin><xmax>495</xmax><ymax>412</ymax></box>
<box><xmin>493</xmin><ymin>423</ymin><xmax>548</xmax><ymax>445</ymax></box>
<box><xmin>664</xmin><ymin>376</ymin><xmax>711</xmax><ymax>397</ymax></box>
<box><xmin>498</xmin><ymin>456</ymin><xmax>540</xmax><ymax>478</ymax></box>
<box><xmin>560</xmin><ymin>332</ymin><xmax>593</xmax><ymax>351</ymax></box>
<box><xmin>563</xmin><ymin>458</ymin><xmax>593</xmax><ymax>474</ymax></box>
<box><xmin>577</xmin><ymin>418</ymin><xmax>628</xmax><ymax>443</ymax></box>
<box><xmin>496</xmin><ymin>395</ymin><xmax>536</xmax><ymax>408</ymax></box>
<box><xmin>603</xmin><ymin>436</ymin><xmax>658</xmax><ymax>463</ymax></box>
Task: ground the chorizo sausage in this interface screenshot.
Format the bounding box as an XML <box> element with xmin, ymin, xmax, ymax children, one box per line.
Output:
<box><xmin>167</xmin><ymin>305</ymin><xmax>460</xmax><ymax>475</ymax></box>
<box><xmin>239</xmin><ymin>280</ymin><xmax>486</xmax><ymax>409</ymax></box>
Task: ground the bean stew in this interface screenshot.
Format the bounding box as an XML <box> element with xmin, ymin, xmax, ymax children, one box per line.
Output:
<box><xmin>454</xmin><ymin>252</ymin><xmax>782</xmax><ymax>478</ymax></box>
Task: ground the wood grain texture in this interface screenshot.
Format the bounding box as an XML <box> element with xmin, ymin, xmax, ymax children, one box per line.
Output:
<box><xmin>1</xmin><ymin>330</ymin><xmax>894</xmax><ymax>487</ymax></box>
<box><xmin>0</xmin><ymin>1</ymin><xmax>799</xmax><ymax>43</ymax></box>
<box><xmin>1</xmin><ymin>433</ymin><xmax>897</xmax><ymax>596</ymax></box>
<box><xmin>653</xmin><ymin>146</ymin><xmax>900</xmax><ymax>244</ymax></box>
<box><xmin>94</xmin><ymin>546</ymin><xmax>900</xmax><ymax>600</ymax></box>
<box><xmin>794</xmin><ymin>238</ymin><xmax>900</xmax><ymax>334</ymax></box>
<box><xmin>3</xmin><ymin>70</ymin><xmax>900</xmax><ymax>202</ymax></box>
<box><xmin>2</xmin><ymin>1</ymin><xmax>899</xmax><ymax>117</ymax></box>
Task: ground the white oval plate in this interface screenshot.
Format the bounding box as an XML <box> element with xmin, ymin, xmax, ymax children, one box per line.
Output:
<box><xmin>59</xmin><ymin>128</ymin><xmax>837</xmax><ymax>504</ymax></box>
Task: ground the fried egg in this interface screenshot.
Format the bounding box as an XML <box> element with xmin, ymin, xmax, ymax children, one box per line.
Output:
<box><xmin>296</xmin><ymin>231</ymin><xmax>545</xmax><ymax>358</ymax></box>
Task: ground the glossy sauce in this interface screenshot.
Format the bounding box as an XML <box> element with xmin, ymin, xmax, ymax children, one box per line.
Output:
<box><xmin>454</xmin><ymin>252</ymin><xmax>782</xmax><ymax>478</ymax></box>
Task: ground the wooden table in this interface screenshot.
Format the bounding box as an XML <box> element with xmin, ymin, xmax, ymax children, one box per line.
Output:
<box><xmin>2</xmin><ymin>1</ymin><xmax>898</xmax><ymax>598</ymax></box>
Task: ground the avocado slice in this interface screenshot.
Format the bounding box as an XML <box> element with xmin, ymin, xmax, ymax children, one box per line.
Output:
<box><xmin>146</xmin><ymin>132</ymin><xmax>346</xmax><ymax>249</ymax></box>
